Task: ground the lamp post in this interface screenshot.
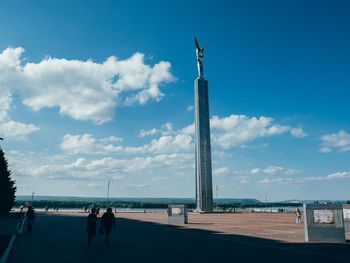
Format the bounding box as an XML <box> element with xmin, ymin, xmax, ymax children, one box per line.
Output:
<box><xmin>31</xmin><ymin>191</ymin><xmax>35</xmax><ymax>206</ymax></box>
<box><xmin>106</xmin><ymin>181</ymin><xmax>110</xmax><ymax>210</ymax></box>
<box><xmin>216</xmin><ymin>185</ymin><xmax>218</xmax><ymax>211</ymax></box>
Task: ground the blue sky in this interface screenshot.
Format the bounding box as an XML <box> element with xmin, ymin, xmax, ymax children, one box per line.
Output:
<box><xmin>0</xmin><ymin>0</ymin><xmax>350</xmax><ymax>201</ymax></box>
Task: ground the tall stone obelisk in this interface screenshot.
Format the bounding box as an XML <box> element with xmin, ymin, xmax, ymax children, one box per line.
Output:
<box><xmin>194</xmin><ymin>37</ymin><xmax>213</xmax><ymax>212</ymax></box>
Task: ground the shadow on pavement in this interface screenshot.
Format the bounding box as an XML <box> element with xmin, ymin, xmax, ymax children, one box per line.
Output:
<box><xmin>7</xmin><ymin>214</ymin><xmax>350</xmax><ymax>263</ymax></box>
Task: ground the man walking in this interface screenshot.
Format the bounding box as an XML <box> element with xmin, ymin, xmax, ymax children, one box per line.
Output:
<box><xmin>101</xmin><ymin>207</ymin><xmax>116</xmax><ymax>244</ymax></box>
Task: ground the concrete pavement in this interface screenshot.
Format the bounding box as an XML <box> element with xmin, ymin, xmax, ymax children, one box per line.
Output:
<box><xmin>7</xmin><ymin>213</ymin><xmax>350</xmax><ymax>263</ymax></box>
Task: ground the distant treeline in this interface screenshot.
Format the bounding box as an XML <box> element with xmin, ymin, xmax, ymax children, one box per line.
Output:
<box><xmin>14</xmin><ymin>200</ymin><xmax>302</xmax><ymax>209</ymax></box>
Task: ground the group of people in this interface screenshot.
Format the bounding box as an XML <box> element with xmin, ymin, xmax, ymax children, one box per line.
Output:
<box><xmin>87</xmin><ymin>207</ymin><xmax>116</xmax><ymax>245</ymax></box>
<box><xmin>24</xmin><ymin>206</ymin><xmax>116</xmax><ymax>245</ymax></box>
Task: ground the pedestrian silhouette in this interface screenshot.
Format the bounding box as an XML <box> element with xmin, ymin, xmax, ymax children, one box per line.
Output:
<box><xmin>86</xmin><ymin>208</ymin><xmax>97</xmax><ymax>245</ymax></box>
<box><xmin>26</xmin><ymin>206</ymin><xmax>36</xmax><ymax>233</ymax></box>
<box><xmin>101</xmin><ymin>207</ymin><xmax>116</xmax><ymax>244</ymax></box>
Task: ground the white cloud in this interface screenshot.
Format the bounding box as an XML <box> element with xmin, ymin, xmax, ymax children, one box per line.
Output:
<box><xmin>0</xmin><ymin>120</ymin><xmax>39</xmax><ymax>140</ymax></box>
<box><xmin>250</xmin><ymin>165</ymin><xmax>300</xmax><ymax>175</ymax></box>
<box><xmin>181</xmin><ymin>123</ymin><xmax>195</xmax><ymax>135</ymax></box>
<box><xmin>138</xmin><ymin>128</ymin><xmax>158</xmax><ymax>138</ymax></box>
<box><xmin>138</xmin><ymin>122</ymin><xmax>174</xmax><ymax>137</ymax></box>
<box><xmin>0</xmin><ymin>80</ymin><xmax>39</xmax><ymax>140</ymax></box>
<box><xmin>294</xmin><ymin>171</ymin><xmax>350</xmax><ymax>183</ymax></box>
<box><xmin>210</xmin><ymin>115</ymin><xmax>290</xmax><ymax>149</ymax></box>
<box><xmin>61</xmin><ymin>134</ymin><xmax>124</xmax><ymax>155</ymax></box>
<box><xmin>290</xmin><ymin>128</ymin><xmax>307</xmax><ymax>138</ymax></box>
<box><xmin>12</xmin><ymin>153</ymin><xmax>193</xmax><ymax>181</ymax></box>
<box><xmin>213</xmin><ymin>167</ymin><xmax>230</xmax><ymax>177</ymax></box>
<box><xmin>326</xmin><ymin>171</ymin><xmax>350</xmax><ymax>179</ymax></box>
<box><xmin>138</xmin><ymin>114</ymin><xmax>302</xmax><ymax>152</ymax></box>
<box><xmin>319</xmin><ymin>147</ymin><xmax>332</xmax><ymax>153</ymax></box>
<box><xmin>0</xmin><ymin>92</ymin><xmax>12</xmax><ymax>122</ymax></box>
<box><xmin>187</xmin><ymin>105</ymin><xmax>194</xmax><ymax>111</ymax></box>
<box><xmin>147</xmin><ymin>134</ymin><xmax>193</xmax><ymax>153</ymax></box>
<box><xmin>259</xmin><ymin>177</ymin><xmax>293</xmax><ymax>184</ymax></box>
<box><xmin>250</xmin><ymin>168</ymin><xmax>260</xmax><ymax>174</ymax></box>
<box><xmin>0</xmin><ymin>47</ymin><xmax>175</xmax><ymax>124</ymax></box>
<box><xmin>61</xmin><ymin>132</ymin><xmax>192</xmax><ymax>155</ymax></box>
<box><xmin>320</xmin><ymin>130</ymin><xmax>350</xmax><ymax>153</ymax></box>
<box><xmin>99</xmin><ymin>136</ymin><xmax>123</xmax><ymax>143</ymax></box>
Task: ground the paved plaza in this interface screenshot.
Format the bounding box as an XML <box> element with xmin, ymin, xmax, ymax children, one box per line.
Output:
<box><xmin>6</xmin><ymin>212</ymin><xmax>350</xmax><ymax>263</ymax></box>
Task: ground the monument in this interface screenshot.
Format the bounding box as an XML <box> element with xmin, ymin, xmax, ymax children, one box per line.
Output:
<box><xmin>194</xmin><ymin>37</ymin><xmax>213</xmax><ymax>212</ymax></box>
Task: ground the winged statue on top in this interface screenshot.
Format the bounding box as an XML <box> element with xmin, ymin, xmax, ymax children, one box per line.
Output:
<box><xmin>194</xmin><ymin>37</ymin><xmax>210</xmax><ymax>79</ymax></box>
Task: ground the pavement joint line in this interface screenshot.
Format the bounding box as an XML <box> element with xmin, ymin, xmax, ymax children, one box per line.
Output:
<box><xmin>161</xmin><ymin>225</ymin><xmax>350</xmax><ymax>262</ymax></box>
<box><xmin>17</xmin><ymin>216</ymin><xmax>26</xmax><ymax>235</ymax></box>
<box><xmin>0</xmin><ymin>214</ymin><xmax>25</xmax><ymax>263</ymax></box>
<box><xmin>0</xmin><ymin>235</ymin><xmax>16</xmax><ymax>263</ymax></box>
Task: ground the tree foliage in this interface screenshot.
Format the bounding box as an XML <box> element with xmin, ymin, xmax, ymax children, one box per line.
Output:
<box><xmin>14</xmin><ymin>200</ymin><xmax>302</xmax><ymax>210</ymax></box>
<box><xmin>0</xmin><ymin>148</ymin><xmax>16</xmax><ymax>214</ymax></box>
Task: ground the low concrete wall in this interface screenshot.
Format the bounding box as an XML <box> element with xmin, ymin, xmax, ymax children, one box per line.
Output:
<box><xmin>303</xmin><ymin>203</ymin><xmax>345</xmax><ymax>243</ymax></box>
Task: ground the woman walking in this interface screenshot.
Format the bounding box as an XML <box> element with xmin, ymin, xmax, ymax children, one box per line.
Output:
<box><xmin>295</xmin><ymin>207</ymin><xmax>302</xmax><ymax>223</ymax></box>
<box><xmin>86</xmin><ymin>208</ymin><xmax>98</xmax><ymax>245</ymax></box>
<box><xmin>26</xmin><ymin>206</ymin><xmax>36</xmax><ymax>233</ymax></box>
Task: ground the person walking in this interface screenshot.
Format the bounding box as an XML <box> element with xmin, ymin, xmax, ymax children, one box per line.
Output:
<box><xmin>101</xmin><ymin>207</ymin><xmax>116</xmax><ymax>244</ymax></box>
<box><xmin>86</xmin><ymin>208</ymin><xmax>98</xmax><ymax>245</ymax></box>
<box><xmin>26</xmin><ymin>206</ymin><xmax>36</xmax><ymax>233</ymax></box>
<box><xmin>294</xmin><ymin>207</ymin><xmax>302</xmax><ymax>223</ymax></box>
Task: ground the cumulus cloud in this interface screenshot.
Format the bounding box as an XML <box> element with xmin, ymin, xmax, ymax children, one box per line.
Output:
<box><xmin>290</xmin><ymin>128</ymin><xmax>307</xmax><ymax>138</ymax></box>
<box><xmin>320</xmin><ymin>130</ymin><xmax>350</xmax><ymax>153</ymax></box>
<box><xmin>138</xmin><ymin>122</ymin><xmax>173</xmax><ymax>138</ymax></box>
<box><xmin>137</xmin><ymin>114</ymin><xmax>304</xmax><ymax>152</ymax></box>
<box><xmin>319</xmin><ymin>147</ymin><xmax>332</xmax><ymax>153</ymax></box>
<box><xmin>326</xmin><ymin>171</ymin><xmax>350</xmax><ymax>179</ymax></box>
<box><xmin>288</xmin><ymin>171</ymin><xmax>350</xmax><ymax>183</ymax></box>
<box><xmin>0</xmin><ymin>121</ymin><xmax>39</xmax><ymax>140</ymax></box>
<box><xmin>61</xmin><ymin>134</ymin><xmax>124</xmax><ymax>155</ymax></box>
<box><xmin>99</xmin><ymin>136</ymin><xmax>123</xmax><ymax>143</ymax></box>
<box><xmin>147</xmin><ymin>134</ymin><xmax>193</xmax><ymax>153</ymax></box>
<box><xmin>210</xmin><ymin>115</ymin><xmax>290</xmax><ymax>149</ymax></box>
<box><xmin>0</xmin><ymin>47</ymin><xmax>175</xmax><ymax>124</ymax></box>
<box><xmin>61</xmin><ymin>132</ymin><xmax>192</xmax><ymax>155</ymax></box>
<box><xmin>179</xmin><ymin>115</ymin><xmax>300</xmax><ymax>149</ymax></box>
<box><xmin>0</xmin><ymin>79</ymin><xmax>39</xmax><ymax>140</ymax></box>
<box><xmin>13</xmin><ymin>153</ymin><xmax>193</xmax><ymax>180</ymax></box>
<box><xmin>250</xmin><ymin>166</ymin><xmax>300</xmax><ymax>175</ymax></box>
<box><xmin>259</xmin><ymin>177</ymin><xmax>293</xmax><ymax>184</ymax></box>
<box><xmin>213</xmin><ymin>167</ymin><xmax>230</xmax><ymax>177</ymax></box>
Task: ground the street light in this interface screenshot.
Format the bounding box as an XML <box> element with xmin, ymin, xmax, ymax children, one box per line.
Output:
<box><xmin>106</xmin><ymin>181</ymin><xmax>110</xmax><ymax>210</ymax></box>
<box><xmin>31</xmin><ymin>191</ymin><xmax>35</xmax><ymax>206</ymax></box>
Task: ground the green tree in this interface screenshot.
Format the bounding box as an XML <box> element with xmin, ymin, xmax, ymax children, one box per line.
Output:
<box><xmin>347</xmin><ymin>200</ymin><xmax>350</xmax><ymax>204</ymax></box>
<box><xmin>0</xmin><ymin>148</ymin><xmax>16</xmax><ymax>214</ymax></box>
